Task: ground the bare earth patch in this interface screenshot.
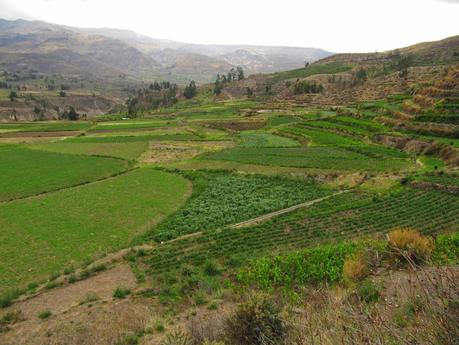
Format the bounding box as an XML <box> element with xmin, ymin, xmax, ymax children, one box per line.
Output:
<box><xmin>140</xmin><ymin>140</ymin><xmax>233</xmax><ymax>164</ymax></box>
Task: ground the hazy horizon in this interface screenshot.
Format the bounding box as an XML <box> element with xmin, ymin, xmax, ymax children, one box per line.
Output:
<box><xmin>1</xmin><ymin>0</ymin><xmax>458</xmax><ymax>53</ymax></box>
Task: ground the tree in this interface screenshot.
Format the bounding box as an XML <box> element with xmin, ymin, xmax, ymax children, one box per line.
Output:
<box><xmin>9</xmin><ymin>91</ymin><xmax>17</xmax><ymax>102</ymax></box>
<box><xmin>67</xmin><ymin>106</ymin><xmax>79</xmax><ymax>121</ymax></box>
<box><xmin>126</xmin><ymin>96</ymin><xmax>138</xmax><ymax>117</ymax></box>
<box><xmin>237</xmin><ymin>66</ymin><xmax>245</xmax><ymax>80</ymax></box>
<box><xmin>183</xmin><ymin>80</ymin><xmax>197</xmax><ymax>99</ymax></box>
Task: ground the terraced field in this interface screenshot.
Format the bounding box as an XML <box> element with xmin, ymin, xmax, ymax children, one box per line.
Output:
<box><xmin>0</xmin><ymin>95</ymin><xmax>458</xmax><ymax>313</ymax></box>
<box><xmin>0</xmin><ymin>167</ymin><xmax>190</xmax><ymax>292</ymax></box>
<box><xmin>151</xmin><ymin>172</ymin><xmax>331</xmax><ymax>241</ymax></box>
<box><xmin>140</xmin><ymin>186</ymin><xmax>459</xmax><ymax>276</ymax></box>
<box><xmin>0</xmin><ymin>145</ymin><xmax>129</xmax><ymax>201</ymax></box>
<box><xmin>30</xmin><ymin>141</ymin><xmax>150</xmax><ymax>161</ymax></box>
<box><xmin>200</xmin><ymin>146</ymin><xmax>409</xmax><ymax>172</ymax></box>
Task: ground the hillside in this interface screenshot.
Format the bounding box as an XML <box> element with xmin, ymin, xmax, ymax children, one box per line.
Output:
<box><xmin>0</xmin><ymin>31</ymin><xmax>459</xmax><ymax>344</ymax></box>
<box><xmin>0</xmin><ymin>18</ymin><xmax>332</xmax><ymax>84</ymax></box>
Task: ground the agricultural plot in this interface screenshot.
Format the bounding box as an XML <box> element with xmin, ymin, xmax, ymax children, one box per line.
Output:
<box><xmin>304</xmin><ymin>120</ymin><xmax>374</xmax><ymax>137</ymax></box>
<box><xmin>140</xmin><ymin>186</ymin><xmax>458</xmax><ymax>276</ymax></box>
<box><xmin>0</xmin><ymin>168</ymin><xmax>190</xmax><ymax>292</ymax></box>
<box><xmin>239</xmin><ymin>132</ymin><xmax>300</xmax><ymax>147</ymax></box>
<box><xmin>140</xmin><ymin>141</ymin><xmax>233</xmax><ymax>164</ymax></box>
<box><xmin>92</xmin><ymin>120</ymin><xmax>177</xmax><ymax>131</ymax></box>
<box><xmin>415</xmin><ymin>173</ymin><xmax>459</xmax><ymax>186</ymax></box>
<box><xmin>0</xmin><ymin>145</ymin><xmax>128</xmax><ymax>201</ymax></box>
<box><xmin>64</xmin><ymin>133</ymin><xmax>199</xmax><ymax>143</ymax></box>
<box><xmin>0</xmin><ymin>122</ymin><xmax>92</xmax><ymax>133</ymax></box>
<box><xmin>200</xmin><ymin>146</ymin><xmax>409</xmax><ymax>172</ymax></box>
<box><xmin>30</xmin><ymin>141</ymin><xmax>150</xmax><ymax>161</ymax></box>
<box><xmin>280</xmin><ymin>126</ymin><xmax>361</xmax><ymax>146</ymax></box>
<box><xmin>151</xmin><ymin>172</ymin><xmax>331</xmax><ymax>241</ymax></box>
<box><xmin>268</xmin><ymin>116</ymin><xmax>303</xmax><ymax>126</ymax></box>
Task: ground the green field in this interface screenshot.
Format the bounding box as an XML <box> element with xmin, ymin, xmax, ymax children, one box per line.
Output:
<box><xmin>0</xmin><ymin>168</ymin><xmax>190</xmax><ymax>292</ymax></box>
<box><xmin>239</xmin><ymin>132</ymin><xmax>300</xmax><ymax>147</ymax></box>
<box><xmin>30</xmin><ymin>141</ymin><xmax>149</xmax><ymax>160</ymax></box>
<box><xmin>0</xmin><ymin>145</ymin><xmax>129</xmax><ymax>201</ymax></box>
<box><xmin>140</xmin><ymin>186</ymin><xmax>459</xmax><ymax>276</ymax></box>
<box><xmin>1</xmin><ymin>94</ymin><xmax>458</xmax><ymax>308</ymax></box>
<box><xmin>151</xmin><ymin>172</ymin><xmax>331</xmax><ymax>241</ymax></box>
<box><xmin>0</xmin><ymin>122</ymin><xmax>92</xmax><ymax>133</ymax></box>
<box><xmin>200</xmin><ymin>146</ymin><xmax>409</xmax><ymax>172</ymax></box>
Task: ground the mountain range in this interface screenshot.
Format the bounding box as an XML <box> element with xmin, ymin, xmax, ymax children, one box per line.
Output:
<box><xmin>0</xmin><ymin>18</ymin><xmax>332</xmax><ymax>84</ymax></box>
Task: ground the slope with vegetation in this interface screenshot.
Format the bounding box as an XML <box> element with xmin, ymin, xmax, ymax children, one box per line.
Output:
<box><xmin>0</xmin><ymin>35</ymin><xmax>458</xmax><ymax>345</ymax></box>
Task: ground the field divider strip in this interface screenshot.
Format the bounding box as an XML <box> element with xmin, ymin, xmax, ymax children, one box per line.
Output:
<box><xmin>228</xmin><ymin>190</ymin><xmax>349</xmax><ymax>229</ymax></box>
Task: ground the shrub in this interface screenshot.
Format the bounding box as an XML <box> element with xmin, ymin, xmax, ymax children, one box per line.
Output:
<box><xmin>113</xmin><ymin>287</ymin><xmax>131</xmax><ymax>299</ymax></box>
<box><xmin>432</xmin><ymin>231</ymin><xmax>459</xmax><ymax>264</ymax></box>
<box><xmin>225</xmin><ymin>296</ymin><xmax>286</xmax><ymax>345</ymax></box>
<box><xmin>343</xmin><ymin>251</ymin><xmax>370</xmax><ymax>283</ymax></box>
<box><xmin>388</xmin><ymin>228</ymin><xmax>434</xmax><ymax>263</ymax></box>
<box><xmin>38</xmin><ymin>310</ymin><xmax>52</xmax><ymax>319</ymax></box>
<box><xmin>161</xmin><ymin>330</ymin><xmax>192</xmax><ymax>345</ymax></box>
<box><xmin>68</xmin><ymin>275</ymin><xmax>77</xmax><ymax>284</ymax></box>
<box><xmin>155</xmin><ymin>320</ymin><xmax>165</xmax><ymax>333</ymax></box>
<box><xmin>204</xmin><ymin>260</ymin><xmax>221</xmax><ymax>276</ymax></box>
<box><xmin>79</xmin><ymin>292</ymin><xmax>100</xmax><ymax>305</ymax></box>
<box><xmin>356</xmin><ymin>280</ymin><xmax>380</xmax><ymax>303</ymax></box>
<box><xmin>1</xmin><ymin>311</ymin><xmax>23</xmax><ymax>332</ymax></box>
<box><xmin>0</xmin><ymin>289</ymin><xmax>22</xmax><ymax>308</ymax></box>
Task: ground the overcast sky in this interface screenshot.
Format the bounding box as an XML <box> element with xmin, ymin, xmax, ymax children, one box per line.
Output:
<box><xmin>0</xmin><ymin>0</ymin><xmax>458</xmax><ymax>52</ymax></box>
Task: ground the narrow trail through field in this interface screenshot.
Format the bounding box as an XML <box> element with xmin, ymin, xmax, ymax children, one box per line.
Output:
<box><xmin>228</xmin><ymin>190</ymin><xmax>349</xmax><ymax>228</ymax></box>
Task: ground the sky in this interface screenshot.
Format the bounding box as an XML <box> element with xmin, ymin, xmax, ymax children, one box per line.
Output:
<box><xmin>0</xmin><ymin>0</ymin><xmax>458</xmax><ymax>53</ymax></box>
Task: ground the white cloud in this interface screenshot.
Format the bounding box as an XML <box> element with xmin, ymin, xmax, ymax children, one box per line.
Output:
<box><xmin>0</xmin><ymin>0</ymin><xmax>458</xmax><ymax>52</ymax></box>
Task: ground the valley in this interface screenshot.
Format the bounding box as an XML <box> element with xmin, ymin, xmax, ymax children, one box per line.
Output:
<box><xmin>0</xmin><ymin>17</ymin><xmax>458</xmax><ymax>345</ymax></box>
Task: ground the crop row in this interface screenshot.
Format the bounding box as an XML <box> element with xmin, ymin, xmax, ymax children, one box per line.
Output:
<box><xmin>201</xmin><ymin>146</ymin><xmax>408</xmax><ymax>172</ymax></box>
<box><xmin>141</xmin><ymin>187</ymin><xmax>458</xmax><ymax>275</ymax></box>
<box><xmin>150</xmin><ymin>172</ymin><xmax>331</xmax><ymax>241</ymax></box>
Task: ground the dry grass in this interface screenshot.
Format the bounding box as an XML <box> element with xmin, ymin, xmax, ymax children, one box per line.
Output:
<box><xmin>343</xmin><ymin>252</ymin><xmax>370</xmax><ymax>283</ymax></box>
<box><xmin>388</xmin><ymin>228</ymin><xmax>434</xmax><ymax>263</ymax></box>
<box><xmin>285</xmin><ymin>266</ymin><xmax>458</xmax><ymax>345</ymax></box>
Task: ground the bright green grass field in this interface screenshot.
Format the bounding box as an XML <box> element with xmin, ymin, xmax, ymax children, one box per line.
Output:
<box><xmin>0</xmin><ymin>168</ymin><xmax>190</xmax><ymax>292</ymax></box>
<box><xmin>0</xmin><ymin>145</ymin><xmax>129</xmax><ymax>201</ymax></box>
<box><xmin>31</xmin><ymin>141</ymin><xmax>149</xmax><ymax>161</ymax></box>
<box><xmin>200</xmin><ymin>146</ymin><xmax>409</xmax><ymax>172</ymax></box>
<box><xmin>239</xmin><ymin>132</ymin><xmax>300</xmax><ymax>148</ymax></box>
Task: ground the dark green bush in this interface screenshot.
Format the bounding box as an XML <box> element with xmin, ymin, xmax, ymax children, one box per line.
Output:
<box><xmin>225</xmin><ymin>296</ymin><xmax>286</xmax><ymax>345</ymax></box>
<box><xmin>113</xmin><ymin>287</ymin><xmax>131</xmax><ymax>299</ymax></box>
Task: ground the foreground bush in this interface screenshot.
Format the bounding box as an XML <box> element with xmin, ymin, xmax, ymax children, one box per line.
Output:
<box><xmin>225</xmin><ymin>296</ymin><xmax>286</xmax><ymax>345</ymax></box>
<box><xmin>388</xmin><ymin>228</ymin><xmax>434</xmax><ymax>263</ymax></box>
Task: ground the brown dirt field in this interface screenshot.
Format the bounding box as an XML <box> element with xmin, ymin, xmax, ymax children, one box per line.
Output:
<box><xmin>1</xmin><ymin>298</ymin><xmax>150</xmax><ymax>345</ymax></box>
<box><xmin>0</xmin><ymin>264</ymin><xmax>141</xmax><ymax>345</ymax></box>
<box><xmin>208</xmin><ymin>121</ymin><xmax>266</xmax><ymax>131</ymax></box>
<box><xmin>140</xmin><ymin>141</ymin><xmax>234</xmax><ymax>164</ymax></box>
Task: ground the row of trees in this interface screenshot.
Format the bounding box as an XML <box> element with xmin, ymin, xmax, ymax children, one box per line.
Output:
<box><xmin>125</xmin><ymin>81</ymin><xmax>178</xmax><ymax>117</ymax></box>
<box><xmin>293</xmin><ymin>80</ymin><xmax>324</xmax><ymax>94</ymax></box>
<box><xmin>214</xmin><ymin>67</ymin><xmax>245</xmax><ymax>95</ymax></box>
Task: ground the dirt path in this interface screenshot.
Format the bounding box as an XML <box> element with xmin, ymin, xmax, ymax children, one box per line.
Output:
<box><xmin>229</xmin><ymin>190</ymin><xmax>349</xmax><ymax>229</ymax></box>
